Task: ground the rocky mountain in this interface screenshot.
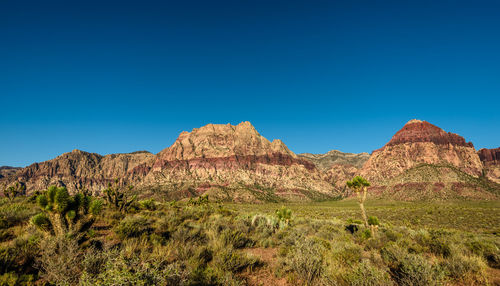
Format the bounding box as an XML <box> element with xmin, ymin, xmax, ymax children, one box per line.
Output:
<box><xmin>478</xmin><ymin>147</ymin><xmax>500</xmax><ymax>184</ymax></box>
<box><xmin>0</xmin><ymin>150</ymin><xmax>154</xmax><ymax>194</ymax></box>
<box><xmin>1</xmin><ymin>119</ymin><xmax>498</xmax><ymax>201</ymax></box>
<box><xmin>298</xmin><ymin>150</ymin><xmax>369</xmax><ymax>171</ymax></box>
<box><xmin>0</xmin><ymin>166</ymin><xmax>21</xmax><ymax>179</ymax></box>
<box><xmin>130</xmin><ymin>122</ymin><xmax>336</xmax><ymax>201</ymax></box>
<box><xmin>361</xmin><ymin>119</ymin><xmax>483</xmax><ymax>182</ymax></box>
<box><xmin>361</xmin><ymin>120</ymin><xmax>499</xmax><ymax>200</ymax></box>
<box><xmin>1</xmin><ymin>122</ymin><xmax>337</xmax><ymax>202</ymax></box>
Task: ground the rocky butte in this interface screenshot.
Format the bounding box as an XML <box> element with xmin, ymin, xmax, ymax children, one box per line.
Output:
<box><xmin>361</xmin><ymin>119</ymin><xmax>499</xmax><ymax>200</ymax></box>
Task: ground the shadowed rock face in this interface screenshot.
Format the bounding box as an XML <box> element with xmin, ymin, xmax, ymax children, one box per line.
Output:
<box><xmin>478</xmin><ymin>148</ymin><xmax>500</xmax><ymax>163</ymax></box>
<box><xmin>0</xmin><ymin>166</ymin><xmax>21</xmax><ymax>179</ymax></box>
<box><xmin>478</xmin><ymin>148</ymin><xmax>500</xmax><ymax>184</ymax></box>
<box><xmin>298</xmin><ymin>150</ymin><xmax>369</xmax><ymax>171</ymax></box>
<box><xmin>362</xmin><ymin>120</ymin><xmax>483</xmax><ymax>183</ymax></box>
<box><xmin>0</xmin><ymin>150</ymin><xmax>155</xmax><ymax>194</ymax></box>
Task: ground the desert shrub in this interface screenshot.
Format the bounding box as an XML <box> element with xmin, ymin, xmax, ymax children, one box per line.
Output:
<box><xmin>343</xmin><ymin>261</ymin><xmax>393</xmax><ymax>286</ymax></box>
<box><xmin>214</xmin><ymin>248</ymin><xmax>259</xmax><ymax>273</ymax></box>
<box><xmin>0</xmin><ymin>233</ymin><xmax>40</xmax><ymax>276</ymax></box>
<box><xmin>222</xmin><ymin>229</ymin><xmax>253</xmax><ymax>249</ymax></box>
<box><xmin>440</xmin><ymin>254</ymin><xmax>487</xmax><ymax>284</ymax></box>
<box><xmin>0</xmin><ymin>272</ymin><xmax>35</xmax><ymax>286</ymax></box>
<box><xmin>172</xmin><ymin>222</ymin><xmax>206</xmax><ymax>243</ymax></box>
<box><xmin>382</xmin><ymin>244</ymin><xmax>440</xmax><ymax>286</ymax></box>
<box><xmin>37</xmin><ymin>236</ymin><xmax>82</xmax><ymax>285</ymax></box>
<box><xmin>330</xmin><ymin>242</ymin><xmax>362</xmax><ymax>266</ymax></box>
<box><xmin>0</xmin><ymin>202</ymin><xmax>38</xmax><ymax>229</ymax></box>
<box><xmin>464</xmin><ymin>238</ymin><xmax>500</xmax><ymax>268</ymax></box>
<box><xmin>280</xmin><ymin>238</ymin><xmax>325</xmax><ymax>285</ymax></box>
<box><xmin>139</xmin><ymin>199</ymin><xmax>156</xmax><ymax>211</ymax></box>
<box><xmin>368</xmin><ymin>216</ymin><xmax>380</xmax><ymax>226</ymax></box>
<box><xmin>115</xmin><ymin>215</ymin><xmax>153</xmax><ymax>239</ymax></box>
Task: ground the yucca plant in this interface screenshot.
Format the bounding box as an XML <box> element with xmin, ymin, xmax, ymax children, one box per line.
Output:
<box><xmin>3</xmin><ymin>182</ymin><xmax>26</xmax><ymax>201</ymax></box>
<box><xmin>32</xmin><ymin>186</ymin><xmax>103</xmax><ymax>236</ymax></box>
<box><xmin>103</xmin><ymin>179</ymin><xmax>137</xmax><ymax>213</ymax></box>
<box><xmin>346</xmin><ymin>176</ymin><xmax>371</xmax><ymax>228</ymax></box>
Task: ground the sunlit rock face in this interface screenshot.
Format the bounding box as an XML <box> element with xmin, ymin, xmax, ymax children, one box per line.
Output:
<box><xmin>361</xmin><ymin>120</ymin><xmax>483</xmax><ymax>183</ymax></box>
<box><xmin>131</xmin><ymin>121</ymin><xmax>336</xmax><ymax>201</ymax></box>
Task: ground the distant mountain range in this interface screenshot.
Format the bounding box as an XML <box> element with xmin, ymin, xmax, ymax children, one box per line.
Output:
<box><xmin>1</xmin><ymin>120</ymin><xmax>499</xmax><ymax>201</ymax></box>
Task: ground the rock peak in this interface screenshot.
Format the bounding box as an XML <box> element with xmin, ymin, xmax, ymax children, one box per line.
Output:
<box><xmin>384</xmin><ymin>120</ymin><xmax>473</xmax><ymax>148</ymax></box>
<box><xmin>406</xmin><ymin>119</ymin><xmax>423</xmax><ymax>124</ymax></box>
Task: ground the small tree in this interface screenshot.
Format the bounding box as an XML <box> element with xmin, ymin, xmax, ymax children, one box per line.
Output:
<box><xmin>103</xmin><ymin>179</ymin><xmax>137</xmax><ymax>213</ymax></box>
<box><xmin>32</xmin><ymin>186</ymin><xmax>103</xmax><ymax>236</ymax></box>
<box><xmin>346</xmin><ymin>176</ymin><xmax>371</xmax><ymax>228</ymax></box>
<box><xmin>3</xmin><ymin>182</ymin><xmax>26</xmax><ymax>200</ymax></box>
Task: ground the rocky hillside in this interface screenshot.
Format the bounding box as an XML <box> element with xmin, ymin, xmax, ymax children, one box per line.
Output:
<box><xmin>0</xmin><ymin>150</ymin><xmax>154</xmax><ymax>194</ymax></box>
<box><xmin>360</xmin><ymin>120</ymin><xmax>499</xmax><ymax>200</ymax></box>
<box><xmin>478</xmin><ymin>147</ymin><xmax>500</xmax><ymax>184</ymax></box>
<box><xmin>361</xmin><ymin>119</ymin><xmax>483</xmax><ymax>182</ymax></box>
<box><xmin>369</xmin><ymin>164</ymin><xmax>500</xmax><ymax>201</ymax></box>
<box><xmin>1</xmin><ymin>120</ymin><xmax>498</xmax><ymax>201</ymax></box>
<box><xmin>0</xmin><ymin>166</ymin><xmax>21</xmax><ymax>179</ymax></box>
<box><xmin>130</xmin><ymin>122</ymin><xmax>336</xmax><ymax>201</ymax></box>
<box><xmin>298</xmin><ymin>150</ymin><xmax>369</xmax><ymax>171</ymax></box>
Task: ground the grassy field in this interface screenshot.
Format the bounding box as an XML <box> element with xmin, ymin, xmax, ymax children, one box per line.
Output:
<box><xmin>1</xmin><ymin>191</ymin><xmax>499</xmax><ymax>285</ymax></box>
<box><xmin>227</xmin><ymin>199</ymin><xmax>500</xmax><ymax>234</ymax></box>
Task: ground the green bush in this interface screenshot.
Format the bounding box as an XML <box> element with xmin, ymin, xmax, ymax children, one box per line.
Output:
<box><xmin>214</xmin><ymin>248</ymin><xmax>259</xmax><ymax>273</ymax></box>
<box><xmin>343</xmin><ymin>261</ymin><xmax>393</xmax><ymax>286</ymax></box>
<box><xmin>284</xmin><ymin>238</ymin><xmax>324</xmax><ymax>284</ymax></box>
<box><xmin>368</xmin><ymin>216</ymin><xmax>380</xmax><ymax>226</ymax></box>
<box><xmin>441</xmin><ymin>254</ymin><xmax>487</xmax><ymax>284</ymax></box>
<box><xmin>115</xmin><ymin>215</ymin><xmax>153</xmax><ymax>239</ymax></box>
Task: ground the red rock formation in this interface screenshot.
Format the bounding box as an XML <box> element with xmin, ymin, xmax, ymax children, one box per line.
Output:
<box><xmin>478</xmin><ymin>148</ymin><xmax>500</xmax><ymax>163</ymax></box>
<box><xmin>478</xmin><ymin>147</ymin><xmax>500</xmax><ymax>184</ymax></box>
<box><xmin>134</xmin><ymin>122</ymin><xmax>335</xmax><ymax>200</ymax></box>
<box><xmin>362</xmin><ymin>119</ymin><xmax>483</xmax><ymax>182</ymax></box>
<box><xmin>382</xmin><ymin>119</ymin><xmax>473</xmax><ymax>149</ymax></box>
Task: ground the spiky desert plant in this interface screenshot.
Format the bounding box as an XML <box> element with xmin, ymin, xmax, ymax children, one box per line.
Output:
<box><xmin>103</xmin><ymin>179</ymin><xmax>137</xmax><ymax>213</ymax></box>
<box><xmin>275</xmin><ymin>206</ymin><xmax>292</xmax><ymax>228</ymax></box>
<box><xmin>346</xmin><ymin>176</ymin><xmax>371</xmax><ymax>228</ymax></box>
<box><xmin>32</xmin><ymin>186</ymin><xmax>103</xmax><ymax>236</ymax></box>
<box><xmin>3</xmin><ymin>182</ymin><xmax>26</xmax><ymax>201</ymax></box>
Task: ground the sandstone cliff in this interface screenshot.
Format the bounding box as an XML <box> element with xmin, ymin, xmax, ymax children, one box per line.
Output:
<box><xmin>360</xmin><ymin>120</ymin><xmax>498</xmax><ymax>200</ymax></box>
<box><xmin>478</xmin><ymin>147</ymin><xmax>500</xmax><ymax>184</ymax></box>
<box><xmin>362</xmin><ymin>120</ymin><xmax>483</xmax><ymax>183</ymax></box>
<box><xmin>131</xmin><ymin>122</ymin><xmax>336</xmax><ymax>201</ymax></box>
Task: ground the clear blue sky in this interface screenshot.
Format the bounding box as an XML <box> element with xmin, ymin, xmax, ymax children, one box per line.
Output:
<box><xmin>1</xmin><ymin>0</ymin><xmax>499</xmax><ymax>167</ymax></box>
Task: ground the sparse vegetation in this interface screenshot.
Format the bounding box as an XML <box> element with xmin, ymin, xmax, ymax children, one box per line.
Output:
<box><xmin>0</xmin><ymin>193</ymin><xmax>498</xmax><ymax>285</ymax></box>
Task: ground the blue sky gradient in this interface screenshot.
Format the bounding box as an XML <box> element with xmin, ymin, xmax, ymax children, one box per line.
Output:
<box><xmin>1</xmin><ymin>0</ymin><xmax>499</xmax><ymax>166</ymax></box>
